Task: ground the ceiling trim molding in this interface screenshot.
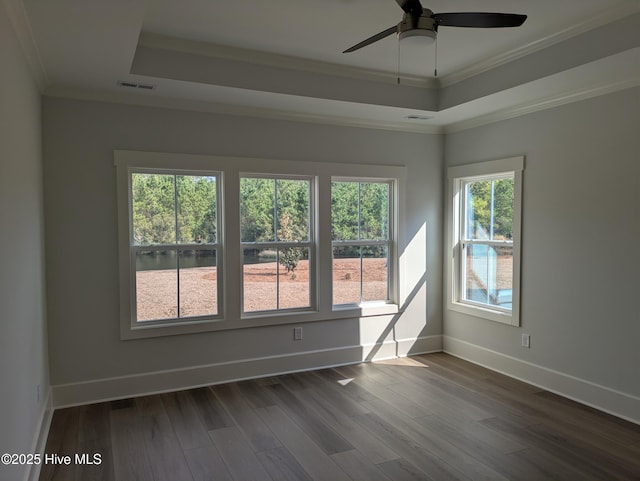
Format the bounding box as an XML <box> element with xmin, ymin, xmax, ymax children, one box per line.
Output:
<box><xmin>138</xmin><ymin>32</ymin><xmax>439</xmax><ymax>89</ymax></box>
<box><xmin>2</xmin><ymin>0</ymin><xmax>48</xmax><ymax>91</ymax></box>
<box><xmin>439</xmin><ymin>1</ymin><xmax>640</xmax><ymax>88</ymax></box>
<box><xmin>444</xmin><ymin>78</ymin><xmax>640</xmax><ymax>134</ymax></box>
<box><xmin>44</xmin><ymin>85</ymin><xmax>443</xmax><ymax>135</ymax></box>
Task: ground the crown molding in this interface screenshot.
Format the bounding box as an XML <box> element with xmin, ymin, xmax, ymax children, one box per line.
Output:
<box><xmin>43</xmin><ymin>75</ymin><xmax>639</xmax><ymax>138</ymax></box>
<box><xmin>439</xmin><ymin>1</ymin><xmax>640</xmax><ymax>88</ymax></box>
<box><xmin>444</xmin><ymin>77</ymin><xmax>640</xmax><ymax>134</ymax></box>
<box><xmin>2</xmin><ymin>0</ymin><xmax>48</xmax><ymax>91</ymax></box>
<box><xmin>44</xmin><ymin>85</ymin><xmax>443</xmax><ymax>135</ymax></box>
<box><xmin>139</xmin><ymin>32</ymin><xmax>439</xmax><ymax>90</ymax></box>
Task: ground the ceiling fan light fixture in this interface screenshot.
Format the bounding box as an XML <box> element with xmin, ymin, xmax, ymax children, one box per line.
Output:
<box><xmin>397</xmin><ymin>8</ymin><xmax>437</xmax><ymax>46</ymax></box>
<box><xmin>398</xmin><ymin>28</ymin><xmax>436</xmax><ymax>44</ymax></box>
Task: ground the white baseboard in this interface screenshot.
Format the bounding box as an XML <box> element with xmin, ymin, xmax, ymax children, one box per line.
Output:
<box><xmin>26</xmin><ymin>387</ymin><xmax>53</xmax><ymax>481</ymax></box>
<box><xmin>52</xmin><ymin>336</ymin><xmax>442</xmax><ymax>408</ymax></box>
<box><xmin>397</xmin><ymin>335</ymin><xmax>442</xmax><ymax>357</ymax></box>
<box><xmin>443</xmin><ymin>336</ymin><xmax>640</xmax><ymax>425</ymax></box>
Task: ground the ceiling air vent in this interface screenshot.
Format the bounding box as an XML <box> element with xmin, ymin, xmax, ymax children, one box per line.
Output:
<box><xmin>117</xmin><ymin>80</ymin><xmax>155</xmax><ymax>91</ymax></box>
<box><xmin>405</xmin><ymin>114</ymin><xmax>433</xmax><ymax>120</ymax></box>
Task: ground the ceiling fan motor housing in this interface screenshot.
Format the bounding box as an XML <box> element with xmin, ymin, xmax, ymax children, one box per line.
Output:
<box><xmin>398</xmin><ymin>9</ymin><xmax>437</xmax><ymax>41</ymax></box>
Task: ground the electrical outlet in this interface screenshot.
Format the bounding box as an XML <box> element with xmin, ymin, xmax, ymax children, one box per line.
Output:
<box><xmin>521</xmin><ymin>333</ymin><xmax>530</xmax><ymax>348</ymax></box>
<box><xmin>293</xmin><ymin>327</ymin><xmax>303</xmax><ymax>341</ymax></box>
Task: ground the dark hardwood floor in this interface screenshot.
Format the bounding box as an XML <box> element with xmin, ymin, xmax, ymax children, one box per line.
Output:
<box><xmin>39</xmin><ymin>353</ymin><xmax>640</xmax><ymax>481</ymax></box>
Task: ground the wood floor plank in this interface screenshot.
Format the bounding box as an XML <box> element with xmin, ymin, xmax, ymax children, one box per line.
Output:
<box><xmin>266</xmin><ymin>383</ymin><xmax>354</xmax><ymax>455</ymax></box>
<box><xmin>525</xmin><ymin>420</ymin><xmax>640</xmax><ymax>480</ymax></box>
<box><xmin>361</xmin><ymin>398</ymin><xmax>512</xmax><ymax>481</ymax></box>
<box><xmin>351</xmin><ymin>411</ymin><xmax>470</xmax><ymax>481</ymax></box>
<box><xmin>211</xmin><ymin>382</ymin><xmax>281</xmax><ymax>452</ymax></box>
<box><xmin>76</xmin><ymin>404</ymin><xmax>114</xmax><ymax>481</ymax></box>
<box><xmin>109</xmin><ymin>406</ymin><xmax>154</xmax><ymax>481</ymax></box>
<box><xmin>209</xmin><ymin>426</ymin><xmax>275</xmax><ymax>481</ymax></box>
<box><xmin>506</xmin><ymin>447</ymin><xmax>601</xmax><ymax>481</ymax></box>
<box><xmin>183</xmin><ymin>445</ymin><xmax>234</xmax><ymax>481</ymax></box>
<box><xmin>160</xmin><ymin>390</ymin><xmax>212</xmax><ymax>451</ymax></box>
<box><xmin>256</xmin><ymin>446</ymin><xmax>313</xmax><ymax>481</ymax></box>
<box><xmin>480</xmin><ymin>416</ymin><xmax>634</xmax><ymax>480</ymax></box>
<box><xmin>376</xmin><ymin>457</ymin><xmax>437</xmax><ymax>481</ymax></box>
<box><xmin>330</xmin><ymin>449</ymin><xmax>393</xmax><ymax>481</ymax></box>
<box><xmin>256</xmin><ymin>404</ymin><xmax>352</xmax><ymax>481</ymax></box>
<box><xmin>187</xmin><ymin>387</ymin><xmax>234</xmax><ymax>431</ymax></box>
<box><xmin>291</xmin><ymin>369</ymin><xmax>371</xmax><ymax>417</ymax></box>
<box><xmin>75</xmin><ymin>436</ymin><xmax>114</xmax><ymax>481</ymax></box>
<box><xmin>292</xmin><ymin>387</ymin><xmax>400</xmax><ymax>464</ymax></box>
<box><xmin>39</xmin><ymin>407</ymin><xmax>79</xmax><ymax>481</ymax></box>
<box><xmin>533</xmin><ymin>390</ymin><xmax>640</xmax><ymax>445</ymax></box>
<box><xmin>235</xmin><ymin>379</ymin><xmax>278</xmax><ymax>409</ymax></box>
<box><xmin>135</xmin><ymin>395</ymin><xmax>194</xmax><ymax>481</ymax></box>
<box><xmin>414</xmin><ymin>415</ymin><xmax>540</xmax><ymax>481</ymax></box>
<box><xmin>77</xmin><ymin>402</ymin><xmax>111</xmax><ymax>444</ymax></box>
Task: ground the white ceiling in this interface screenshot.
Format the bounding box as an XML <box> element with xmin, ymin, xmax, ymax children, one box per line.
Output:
<box><xmin>14</xmin><ymin>0</ymin><xmax>640</xmax><ymax>132</ymax></box>
<box><xmin>141</xmin><ymin>0</ymin><xmax>629</xmax><ymax>77</ymax></box>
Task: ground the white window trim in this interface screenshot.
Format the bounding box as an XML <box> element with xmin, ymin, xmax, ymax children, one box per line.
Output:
<box><xmin>115</xmin><ymin>150</ymin><xmax>404</xmax><ymax>340</ymax></box>
<box><xmin>446</xmin><ymin>156</ymin><xmax>524</xmax><ymax>326</ymax></box>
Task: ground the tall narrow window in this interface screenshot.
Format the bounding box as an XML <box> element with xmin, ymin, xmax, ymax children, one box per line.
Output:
<box><xmin>131</xmin><ymin>172</ymin><xmax>220</xmax><ymax>322</ymax></box>
<box><xmin>448</xmin><ymin>157</ymin><xmax>523</xmax><ymax>325</ymax></box>
<box><xmin>240</xmin><ymin>175</ymin><xmax>313</xmax><ymax>313</ymax></box>
<box><xmin>331</xmin><ymin>179</ymin><xmax>392</xmax><ymax>306</ymax></box>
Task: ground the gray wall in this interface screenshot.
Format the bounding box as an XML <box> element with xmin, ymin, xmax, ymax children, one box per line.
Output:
<box><xmin>444</xmin><ymin>87</ymin><xmax>640</xmax><ymax>398</ymax></box>
<box><xmin>42</xmin><ymin>97</ymin><xmax>443</xmax><ymax>388</ymax></box>
<box><xmin>0</xmin><ymin>3</ymin><xmax>49</xmax><ymax>480</ymax></box>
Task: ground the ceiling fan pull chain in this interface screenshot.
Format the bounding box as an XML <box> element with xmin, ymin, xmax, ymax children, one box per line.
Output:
<box><xmin>397</xmin><ymin>39</ymin><xmax>401</xmax><ymax>84</ymax></box>
<box><xmin>434</xmin><ymin>36</ymin><xmax>438</xmax><ymax>77</ymax></box>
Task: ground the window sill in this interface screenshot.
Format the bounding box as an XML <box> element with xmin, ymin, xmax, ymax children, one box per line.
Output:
<box><xmin>448</xmin><ymin>301</ymin><xmax>519</xmax><ymax>326</ymax></box>
<box><xmin>122</xmin><ymin>317</ymin><xmax>225</xmax><ymax>340</ymax></box>
<box><xmin>332</xmin><ymin>302</ymin><xmax>399</xmax><ymax>319</ymax></box>
<box><xmin>121</xmin><ymin>303</ymin><xmax>400</xmax><ymax>340</ymax></box>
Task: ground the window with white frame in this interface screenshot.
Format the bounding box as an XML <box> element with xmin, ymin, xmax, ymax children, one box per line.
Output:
<box><xmin>448</xmin><ymin>157</ymin><xmax>523</xmax><ymax>325</ymax></box>
<box><xmin>331</xmin><ymin>179</ymin><xmax>392</xmax><ymax>306</ymax></box>
<box><xmin>129</xmin><ymin>170</ymin><xmax>222</xmax><ymax>323</ymax></box>
<box><xmin>240</xmin><ymin>175</ymin><xmax>314</xmax><ymax>313</ymax></box>
<box><xmin>116</xmin><ymin>151</ymin><xmax>403</xmax><ymax>339</ymax></box>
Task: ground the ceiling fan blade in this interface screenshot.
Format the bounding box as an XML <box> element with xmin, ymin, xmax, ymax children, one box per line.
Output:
<box><xmin>433</xmin><ymin>12</ymin><xmax>527</xmax><ymax>28</ymax></box>
<box><xmin>343</xmin><ymin>25</ymin><xmax>398</xmax><ymax>53</ymax></box>
<box><xmin>395</xmin><ymin>0</ymin><xmax>423</xmax><ymax>14</ymax></box>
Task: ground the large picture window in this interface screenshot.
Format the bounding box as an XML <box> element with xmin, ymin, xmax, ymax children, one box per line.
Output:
<box><xmin>116</xmin><ymin>151</ymin><xmax>404</xmax><ymax>339</ymax></box>
<box><xmin>331</xmin><ymin>179</ymin><xmax>392</xmax><ymax>306</ymax></box>
<box><xmin>448</xmin><ymin>157</ymin><xmax>523</xmax><ymax>325</ymax></box>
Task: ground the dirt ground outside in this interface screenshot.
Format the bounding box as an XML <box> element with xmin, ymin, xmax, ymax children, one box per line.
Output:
<box><xmin>136</xmin><ymin>258</ymin><xmax>388</xmax><ymax>320</ymax></box>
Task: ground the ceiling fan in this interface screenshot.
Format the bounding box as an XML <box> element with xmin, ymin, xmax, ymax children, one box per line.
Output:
<box><xmin>343</xmin><ymin>0</ymin><xmax>527</xmax><ymax>53</ymax></box>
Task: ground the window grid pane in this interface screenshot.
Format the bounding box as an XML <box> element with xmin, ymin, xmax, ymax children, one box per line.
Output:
<box><xmin>463</xmin><ymin>244</ymin><xmax>513</xmax><ymax>309</ymax></box>
<box><xmin>179</xmin><ymin>249</ymin><xmax>218</xmax><ymax>318</ymax></box>
<box><xmin>463</xmin><ymin>176</ymin><xmax>514</xmax><ymax>242</ymax></box>
<box><xmin>132</xmin><ymin>173</ymin><xmax>176</xmax><ymax>246</ymax></box>
<box><xmin>135</xmin><ymin>249</ymin><xmax>178</xmax><ymax>321</ymax></box>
